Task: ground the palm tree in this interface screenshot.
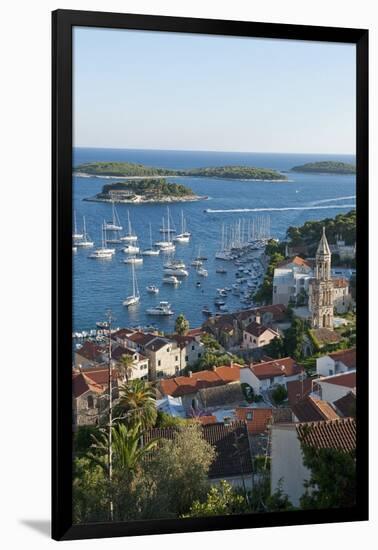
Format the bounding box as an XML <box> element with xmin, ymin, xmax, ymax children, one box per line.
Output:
<box><xmin>175</xmin><ymin>313</ymin><xmax>189</xmax><ymax>336</ymax></box>
<box><xmin>89</xmin><ymin>422</ymin><xmax>158</xmax><ymax>475</ymax></box>
<box><xmin>118</xmin><ymin>379</ymin><xmax>157</xmax><ymax>429</ymax></box>
<box><xmin>118</xmin><ymin>353</ymin><xmax>136</xmax><ymax>383</ymax></box>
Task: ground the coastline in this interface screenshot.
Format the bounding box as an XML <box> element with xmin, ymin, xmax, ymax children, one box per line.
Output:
<box><xmin>83</xmin><ymin>194</ymin><xmax>207</xmax><ymax>204</ymax></box>
<box><xmin>74</xmin><ymin>172</ymin><xmax>290</xmax><ymax>183</ymax></box>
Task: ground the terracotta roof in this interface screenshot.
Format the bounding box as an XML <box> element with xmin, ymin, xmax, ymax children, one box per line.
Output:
<box><xmin>319</xmin><ymin>371</ymin><xmax>356</xmax><ymax>389</ymax></box>
<box><xmin>145</xmin><ymin>337</ymin><xmax>170</xmax><ymax>352</ymax></box>
<box><xmin>235</xmin><ymin>407</ymin><xmax>273</xmax><ymax>434</ymax></box>
<box><xmin>249</xmin><ymin>357</ymin><xmax>303</xmax><ymax>380</ymax></box>
<box><xmin>127</xmin><ymin>332</ymin><xmax>156</xmax><ymax>346</ymax></box>
<box><xmin>76</xmin><ymin>341</ymin><xmax>105</xmax><ymax>362</ymax></box>
<box><xmin>159</xmin><ymin>365</ymin><xmax>241</xmax><ymax>397</ymax></box>
<box><xmin>277</xmin><ymin>256</ymin><xmax>311</xmax><ymax>269</ymax></box>
<box><xmin>287</xmin><ymin>378</ymin><xmax>313</xmax><ymax>406</ymax></box>
<box><xmin>332</xmin><ymin>277</ymin><xmax>349</xmax><ymax>289</ymax></box>
<box><xmin>113</xmin><ymin>328</ymin><xmax>135</xmax><ymax>338</ymax></box>
<box><xmin>236</xmin><ymin>304</ymin><xmax>287</xmax><ymax>322</ymax></box>
<box><xmin>144</xmin><ymin>422</ymin><xmax>252</xmax><ymax>478</ymax></box>
<box><xmin>198</xmin><ymin>384</ymin><xmax>244</xmax><ymax>408</ymax></box>
<box><xmin>296</xmin><ymin>418</ymin><xmax>356</xmax><ymax>452</ymax></box>
<box><xmin>80</xmin><ymin>365</ymin><xmax>119</xmax><ymax>387</ymax></box>
<box><xmin>72</xmin><ymin>372</ymin><xmax>103</xmax><ymax>398</ymax></box>
<box><xmin>292</xmin><ymin>395</ymin><xmax>339</xmax><ymax>422</ymax></box>
<box><xmin>170</xmin><ymin>334</ymin><xmax>196</xmax><ymax>346</ymax></box>
<box><xmin>328</xmin><ymin>348</ymin><xmax>356</xmax><ymax>369</ymax></box>
<box><xmin>186</xmin><ymin>328</ymin><xmax>204</xmax><ymax>337</ymax></box>
<box><xmin>333</xmin><ymin>392</ymin><xmax>356</xmax><ymax>418</ymax></box>
<box><xmin>244</xmin><ymin>321</ymin><xmax>277</xmax><ymax>338</ymax></box>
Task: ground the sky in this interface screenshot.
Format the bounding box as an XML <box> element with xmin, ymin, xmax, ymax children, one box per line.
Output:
<box><xmin>73</xmin><ymin>27</ymin><xmax>356</xmax><ymax>154</ymax></box>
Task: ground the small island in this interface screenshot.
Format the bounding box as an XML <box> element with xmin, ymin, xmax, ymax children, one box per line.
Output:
<box><xmin>291</xmin><ymin>161</ymin><xmax>356</xmax><ymax>174</ymax></box>
<box><xmin>75</xmin><ymin>162</ymin><xmax>287</xmax><ymax>181</ymax></box>
<box><xmin>84</xmin><ymin>178</ymin><xmax>205</xmax><ymax>204</ymax></box>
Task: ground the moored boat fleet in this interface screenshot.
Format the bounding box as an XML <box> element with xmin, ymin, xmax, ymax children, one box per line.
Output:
<box><xmin>73</xmin><ymin>203</ymin><xmax>268</xmax><ymax>320</ymax></box>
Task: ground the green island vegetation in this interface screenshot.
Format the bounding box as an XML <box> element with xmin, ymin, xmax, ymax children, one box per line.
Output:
<box><xmin>75</xmin><ymin>161</ymin><xmax>287</xmax><ymax>180</ymax></box>
<box><xmin>291</xmin><ymin>161</ymin><xmax>356</xmax><ymax>174</ymax></box>
<box><xmin>93</xmin><ymin>178</ymin><xmax>196</xmax><ymax>201</ymax></box>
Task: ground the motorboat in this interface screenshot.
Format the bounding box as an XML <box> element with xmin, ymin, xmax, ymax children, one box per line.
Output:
<box><xmin>146</xmin><ymin>301</ymin><xmax>174</xmax><ymax>316</ymax></box>
<box><xmin>146</xmin><ymin>285</ymin><xmax>159</xmax><ymax>294</ymax></box>
<box><xmin>197</xmin><ymin>267</ymin><xmax>208</xmax><ymax>277</ymax></box>
<box><xmin>163</xmin><ymin>275</ymin><xmax>181</xmax><ymax>285</ymax></box>
<box><xmin>216</xmin><ymin>268</ymin><xmax>227</xmax><ymax>274</ymax></box>
<box><xmin>163</xmin><ymin>267</ymin><xmax>189</xmax><ymax>277</ymax></box>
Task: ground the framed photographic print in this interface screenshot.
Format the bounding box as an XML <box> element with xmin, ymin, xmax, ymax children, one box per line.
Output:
<box><xmin>52</xmin><ymin>9</ymin><xmax>368</xmax><ymax>541</ymax></box>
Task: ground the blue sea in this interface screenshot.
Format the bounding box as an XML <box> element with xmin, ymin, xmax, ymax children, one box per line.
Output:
<box><xmin>73</xmin><ymin>148</ymin><xmax>356</xmax><ymax>333</ymax></box>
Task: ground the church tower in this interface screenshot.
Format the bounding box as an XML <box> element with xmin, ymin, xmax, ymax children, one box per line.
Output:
<box><xmin>311</xmin><ymin>227</ymin><xmax>334</xmax><ymax>329</ymax></box>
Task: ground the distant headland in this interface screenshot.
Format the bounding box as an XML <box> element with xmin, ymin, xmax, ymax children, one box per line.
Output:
<box><xmin>74</xmin><ymin>161</ymin><xmax>287</xmax><ymax>181</ymax></box>
<box><xmin>291</xmin><ymin>161</ymin><xmax>356</xmax><ymax>174</ymax></box>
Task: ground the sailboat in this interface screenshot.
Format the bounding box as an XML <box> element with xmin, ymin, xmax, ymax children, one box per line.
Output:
<box><xmin>72</xmin><ymin>210</ymin><xmax>83</xmax><ymax>240</ymax></box>
<box><xmin>88</xmin><ymin>223</ymin><xmax>115</xmax><ymax>259</ymax></box>
<box><xmin>155</xmin><ymin>208</ymin><xmax>175</xmax><ymax>252</ymax></box>
<box><xmin>75</xmin><ymin>216</ymin><xmax>94</xmax><ymax>248</ymax></box>
<box><xmin>104</xmin><ymin>201</ymin><xmax>122</xmax><ymax>231</ymax></box>
<box><xmin>195</xmin><ymin>246</ymin><xmax>208</xmax><ymax>276</ymax></box>
<box><xmin>173</xmin><ymin>210</ymin><xmax>190</xmax><ymax>243</ymax></box>
<box><xmin>142</xmin><ymin>223</ymin><xmax>160</xmax><ymax>256</ymax></box>
<box><xmin>123</xmin><ymin>262</ymin><xmax>140</xmax><ymax>306</ymax></box>
<box><xmin>120</xmin><ymin>210</ymin><xmax>138</xmax><ymax>242</ymax></box>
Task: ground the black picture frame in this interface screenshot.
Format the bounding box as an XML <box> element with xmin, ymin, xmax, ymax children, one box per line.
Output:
<box><xmin>52</xmin><ymin>9</ymin><xmax>369</xmax><ymax>541</ymax></box>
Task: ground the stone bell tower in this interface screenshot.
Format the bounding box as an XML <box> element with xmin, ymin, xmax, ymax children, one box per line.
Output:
<box><xmin>311</xmin><ymin>227</ymin><xmax>334</xmax><ymax>329</ymax></box>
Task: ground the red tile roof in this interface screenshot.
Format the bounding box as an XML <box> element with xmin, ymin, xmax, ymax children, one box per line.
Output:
<box><xmin>287</xmin><ymin>378</ymin><xmax>313</xmax><ymax>406</ymax></box>
<box><xmin>159</xmin><ymin>365</ymin><xmax>241</xmax><ymax>397</ymax></box>
<box><xmin>296</xmin><ymin>418</ymin><xmax>356</xmax><ymax>452</ymax></box>
<box><xmin>72</xmin><ymin>372</ymin><xmax>103</xmax><ymax>398</ymax></box>
<box><xmin>249</xmin><ymin>357</ymin><xmax>303</xmax><ymax>380</ymax></box>
<box><xmin>277</xmin><ymin>256</ymin><xmax>311</xmax><ymax>269</ymax></box>
<box><xmin>333</xmin><ymin>392</ymin><xmax>356</xmax><ymax>418</ymax></box>
<box><xmin>244</xmin><ymin>321</ymin><xmax>277</xmax><ymax>338</ymax></box>
<box><xmin>196</xmin><ymin>415</ymin><xmax>217</xmax><ymax>425</ymax></box>
<box><xmin>80</xmin><ymin>366</ymin><xmax>119</xmax><ymax>387</ymax></box>
<box><xmin>113</xmin><ymin>328</ymin><xmax>135</xmax><ymax>338</ymax></box>
<box><xmin>328</xmin><ymin>348</ymin><xmax>356</xmax><ymax>369</ymax></box>
<box><xmin>332</xmin><ymin>277</ymin><xmax>349</xmax><ymax>289</ymax></box>
<box><xmin>292</xmin><ymin>396</ymin><xmax>339</xmax><ymax>422</ymax></box>
<box><xmin>186</xmin><ymin>328</ymin><xmax>205</xmax><ymax>337</ymax></box>
<box><xmin>235</xmin><ymin>407</ymin><xmax>273</xmax><ymax>434</ymax></box>
<box><xmin>127</xmin><ymin>332</ymin><xmax>156</xmax><ymax>346</ymax></box>
<box><xmin>170</xmin><ymin>334</ymin><xmax>196</xmax><ymax>346</ymax></box>
<box><xmin>319</xmin><ymin>371</ymin><xmax>356</xmax><ymax>389</ymax></box>
<box><xmin>76</xmin><ymin>341</ymin><xmax>105</xmax><ymax>362</ymax></box>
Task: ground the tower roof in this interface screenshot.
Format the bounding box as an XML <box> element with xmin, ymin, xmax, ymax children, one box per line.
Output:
<box><xmin>316</xmin><ymin>226</ymin><xmax>331</xmax><ymax>257</ymax></box>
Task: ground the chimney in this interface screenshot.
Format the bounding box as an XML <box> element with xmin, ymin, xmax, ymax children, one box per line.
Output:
<box><xmin>212</xmin><ymin>365</ymin><xmax>217</xmax><ymax>372</ymax></box>
<box><xmin>188</xmin><ymin>370</ymin><xmax>193</xmax><ymax>378</ymax></box>
<box><xmin>255</xmin><ymin>312</ymin><xmax>261</xmax><ymax>324</ymax></box>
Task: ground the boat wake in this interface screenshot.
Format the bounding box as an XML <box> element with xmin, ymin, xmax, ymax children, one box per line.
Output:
<box><xmin>310</xmin><ymin>195</ymin><xmax>356</xmax><ymax>205</ymax></box>
<box><xmin>204</xmin><ymin>204</ymin><xmax>356</xmax><ymax>213</ymax></box>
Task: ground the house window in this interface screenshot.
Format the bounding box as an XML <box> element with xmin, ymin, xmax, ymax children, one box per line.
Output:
<box><xmin>198</xmin><ymin>353</ymin><xmax>201</xmax><ymax>358</ymax></box>
<box><xmin>87</xmin><ymin>395</ymin><xmax>94</xmax><ymax>409</ymax></box>
<box><xmin>167</xmin><ymin>348</ymin><xmax>170</xmax><ymax>352</ymax></box>
<box><xmin>246</xmin><ymin>411</ymin><xmax>253</xmax><ymax>421</ymax></box>
<box><xmin>253</xmin><ymin>338</ymin><xmax>256</xmax><ymax>344</ymax></box>
<box><xmin>185</xmin><ymin>356</ymin><xmax>189</xmax><ymax>362</ymax></box>
<box><xmin>158</xmin><ymin>360</ymin><xmax>161</xmax><ymax>366</ymax></box>
<box><xmin>175</xmin><ymin>356</ymin><xmax>178</xmax><ymax>362</ymax></box>
<box><xmin>191</xmin><ymin>345</ymin><xmax>195</xmax><ymax>350</ymax></box>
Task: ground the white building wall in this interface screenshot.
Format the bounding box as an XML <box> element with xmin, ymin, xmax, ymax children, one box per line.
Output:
<box><xmin>240</xmin><ymin>368</ymin><xmax>261</xmax><ymax>394</ymax></box>
<box><xmin>271</xmin><ymin>424</ymin><xmax>310</xmax><ymax>506</ymax></box>
<box><xmin>316</xmin><ymin>356</ymin><xmax>336</xmax><ymax>377</ymax></box>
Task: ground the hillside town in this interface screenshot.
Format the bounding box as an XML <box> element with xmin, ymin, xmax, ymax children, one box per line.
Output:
<box><xmin>73</xmin><ymin>227</ymin><xmax>356</xmax><ymax>520</ymax></box>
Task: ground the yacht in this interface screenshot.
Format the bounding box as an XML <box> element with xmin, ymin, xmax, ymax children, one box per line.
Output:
<box><xmin>202</xmin><ymin>306</ymin><xmax>212</xmax><ymax>316</ymax></box>
<box><xmin>124</xmin><ymin>255</ymin><xmax>143</xmax><ymax>265</ymax></box>
<box><xmin>173</xmin><ymin>211</ymin><xmax>190</xmax><ymax>243</ymax></box>
<box><xmin>191</xmin><ymin>259</ymin><xmax>203</xmax><ymax>267</ymax></box>
<box><xmin>146</xmin><ymin>285</ymin><xmax>159</xmax><ymax>294</ymax></box>
<box><xmin>142</xmin><ymin>223</ymin><xmax>160</xmax><ymax>256</ymax></box>
<box><xmin>123</xmin><ymin>262</ymin><xmax>140</xmax><ymax>307</ymax></box>
<box><xmin>75</xmin><ymin>217</ymin><xmax>94</xmax><ymax>248</ymax></box>
<box><xmin>216</xmin><ymin>268</ymin><xmax>227</xmax><ymax>274</ymax></box>
<box><xmin>88</xmin><ymin>223</ymin><xmax>115</xmax><ymax>259</ymax></box>
<box><xmin>163</xmin><ymin>275</ymin><xmax>181</xmax><ymax>285</ymax></box>
<box><xmin>123</xmin><ymin>243</ymin><xmax>140</xmax><ymax>254</ymax></box>
<box><xmin>146</xmin><ymin>301</ymin><xmax>174</xmax><ymax>316</ymax></box>
<box><xmin>163</xmin><ymin>267</ymin><xmax>189</xmax><ymax>277</ymax></box>
<box><xmin>164</xmin><ymin>259</ymin><xmax>186</xmax><ymax>269</ymax></box>
<box><xmin>197</xmin><ymin>266</ymin><xmax>208</xmax><ymax>277</ymax></box>
<box><xmin>104</xmin><ymin>201</ymin><xmax>123</xmax><ymax>231</ymax></box>
<box><xmin>120</xmin><ymin>211</ymin><xmax>138</xmax><ymax>242</ymax></box>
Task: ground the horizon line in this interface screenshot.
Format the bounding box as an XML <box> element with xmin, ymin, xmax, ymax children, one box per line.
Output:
<box><xmin>73</xmin><ymin>145</ymin><xmax>356</xmax><ymax>157</ymax></box>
